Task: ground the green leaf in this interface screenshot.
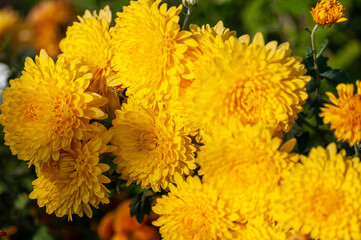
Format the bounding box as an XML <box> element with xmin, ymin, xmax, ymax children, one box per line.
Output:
<box><xmin>305</xmin><ymin>27</ymin><xmax>312</xmax><ymax>34</ymax></box>
<box><xmin>306</xmin><ymin>77</ymin><xmax>317</xmax><ymax>94</ymax></box>
<box><xmin>320</xmin><ymin>69</ymin><xmax>348</xmax><ymax>87</ymax></box>
<box><xmin>129</xmin><ymin>191</ymin><xmax>157</xmax><ymax>223</ymax></box>
<box><xmin>316</xmin><ymin>38</ymin><xmax>329</xmax><ymax>59</ymax></box>
<box><xmin>305</xmin><ymin>46</ymin><xmax>313</xmax><ymax>58</ymax></box>
<box><xmin>32</xmin><ymin>225</ymin><xmax>53</xmax><ymax>240</ymax></box>
<box><xmin>316</xmin><ymin>56</ymin><xmax>331</xmax><ymax>73</ymax></box>
<box><xmin>297</xmin><ymin>132</ymin><xmax>309</xmax><ymax>153</ymax></box>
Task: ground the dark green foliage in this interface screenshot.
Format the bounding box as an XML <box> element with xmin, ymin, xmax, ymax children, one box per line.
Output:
<box><xmin>129</xmin><ymin>191</ymin><xmax>157</xmax><ymax>223</ymax></box>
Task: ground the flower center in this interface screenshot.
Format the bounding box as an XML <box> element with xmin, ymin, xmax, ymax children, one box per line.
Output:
<box><xmin>138</xmin><ymin>132</ymin><xmax>158</xmax><ymax>151</ymax></box>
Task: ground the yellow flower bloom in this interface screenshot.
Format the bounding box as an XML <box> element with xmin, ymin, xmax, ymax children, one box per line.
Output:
<box><xmin>59</xmin><ymin>6</ymin><xmax>121</xmax><ymax>112</ymax></box>
<box><xmin>152</xmin><ymin>174</ymin><xmax>242</xmax><ymax>240</ymax></box>
<box><xmin>111</xmin><ymin>98</ymin><xmax>196</xmax><ymax>192</ymax></box>
<box><xmin>270</xmin><ymin>143</ymin><xmax>361</xmax><ymax>240</ymax></box>
<box><xmin>111</xmin><ymin>0</ymin><xmax>197</xmax><ymax>109</ymax></box>
<box><xmin>185</xmin><ymin>32</ymin><xmax>310</xmax><ymax>134</ymax></box>
<box><xmin>198</xmin><ymin>121</ymin><xmax>298</xmax><ymax>218</ymax></box>
<box><xmin>29</xmin><ymin>123</ymin><xmax>115</xmax><ymax>221</ymax></box>
<box><xmin>311</xmin><ymin>0</ymin><xmax>347</xmax><ymax>27</ymax></box>
<box><xmin>183</xmin><ymin>21</ymin><xmax>238</xmax><ymax>95</ymax></box>
<box><xmin>172</xmin><ymin>21</ymin><xmax>242</xmax><ymax>135</ymax></box>
<box><xmin>320</xmin><ymin>81</ymin><xmax>361</xmax><ymax>146</ymax></box>
<box><xmin>0</xmin><ymin>50</ymin><xmax>108</xmax><ymax>166</ymax></box>
<box><xmin>27</xmin><ymin>0</ymin><xmax>75</xmax><ymax>56</ymax></box>
<box><xmin>153</xmin><ymin>174</ymin><xmax>286</xmax><ymax>240</ymax></box>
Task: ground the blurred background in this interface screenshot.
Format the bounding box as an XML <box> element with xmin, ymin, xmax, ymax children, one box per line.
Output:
<box><xmin>0</xmin><ymin>0</ymin><xmax>359</xmax><ymax>239</ymax></box>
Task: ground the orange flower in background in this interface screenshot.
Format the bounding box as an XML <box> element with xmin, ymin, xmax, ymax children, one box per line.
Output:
<box><xmin>98</xmin><ymin>211</ymin><xmax>115</xmax><ymax>240</ymax></box>
<box><xmin>311</xmin><ymin>0</ymin><xmax>347</xmax><ymax>27</ymax></box>
<box><xmin>320</xmin><ymin>81</ymin><xmax>361</xmax><ymax>146</ymax></box>
<box><xmin>98</xmin><ymin>199</ymin><xmax>160</xmax><ymax>240</ymax></box>
<box><xmin>27</xmin><ymin>0</ymin><xmax>75</xmax><ymax>56</ymax></box>
<box><xmin>0</xmin><ymin>7</ymin><xmax>20</xmax><ymax>39</ymax></box>
<box><xmin>0</xmin><ymin>7</ymin><xmax>31</xmax><ymax>50</ymax></box>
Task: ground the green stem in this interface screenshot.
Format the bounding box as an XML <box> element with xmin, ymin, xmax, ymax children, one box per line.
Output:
<box><xmin>311</xmin><ymin>24</ymin><xmax>321</xmax><ymax>95</ymax></box>
<box><xmin>354</xmin><ymin>142</ymin><xmax>359</xmax><ymax>157</ymax></box>
<box><xmin>182</xmin><ymin>8</ymin><xmax>192</xmax><ymax>30</ymax></box>
<box><xmin>297</xmin><ymin>115</ymin><xmax>327</xmax><ymax>147</ymax></box>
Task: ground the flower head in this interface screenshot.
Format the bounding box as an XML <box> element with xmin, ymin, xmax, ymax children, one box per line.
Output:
<box><xmin>29</xmin><ymin>123</ymin><xmax>115</xmax><ymax>221</ymax></box>
<box><xmin>111</xmin><ymin>98</ymin><xmax>196</xmax><ymax>192</ymax></box>
<box><xmin>153</xmin><ymin>174</ymin><xmax>286</xmax><ymax>240</ymax></box>
<box><xmin>59</xmin><ymin>6</ymin><xmax>121</xmax><ymax>112</ymax></box>
<box><xmin>184</xmin><ymin>21</ymin><xmax>238</xmax><ymax>95</ymax></box>
<box><xmin>0</xmin><ymin>50</ymin><xmax>108</xmax><ymax>166</ymax></box>
<box><xmin>198</xmin><ymin>121</ymin><xmax>298</xmax><ymax>218</ymax></box>
<box><xmin>111</xmin><ymin>0</ymin><xmax>197</xmax><ymax>109</ymax></box>
<box><xmin>185</xmin><ymin>32</ymin><xmax>310</xmax><ymax>134</ymax></box>
<box><xmin>311</xmin><ymin>0</ymin><xmax>347</xmax><ymax>27</ymax></box>
<box><xmin>270</xmin><ymin>143</ymin><xmax>361</xmax><ymax>240</ymax></box>
<box><xmin>152</xmin><ymin>174</ymin><xmax>242</xmax><ymax>240</ymax></box>
<box><xmin>320</xmin><ymin>81</ymin><xmax>361</xmax><ymax>146</ymax></box>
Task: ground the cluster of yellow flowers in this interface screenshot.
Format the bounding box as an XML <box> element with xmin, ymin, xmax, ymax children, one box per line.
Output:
<box><xmin>1</xmin><ymin>0</ymin><xmax>358</xmax><ymax>239</ymax></box>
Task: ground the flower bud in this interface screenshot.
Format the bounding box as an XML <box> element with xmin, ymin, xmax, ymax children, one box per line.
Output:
<box><xmin>311</xmin><ymin>0</ymin><xmax>347</xmax><ymax>27</ymax></box>
<box><xmin>182</xmin><ymin>0</ymin><xmax>198</xmax><ymax>10</ymax></box>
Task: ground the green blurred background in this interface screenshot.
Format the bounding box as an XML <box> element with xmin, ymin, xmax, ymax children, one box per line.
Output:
<box><xmin>0</xmin><ymin>0</ymin><xmax>359</xmax><ymax>239</ymax></box>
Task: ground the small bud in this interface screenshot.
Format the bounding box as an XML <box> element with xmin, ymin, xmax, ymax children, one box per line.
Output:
<box><xmin>182</xmin><ymin>0</ymin><xmax>198</xmax><ymax>10</ymax></box>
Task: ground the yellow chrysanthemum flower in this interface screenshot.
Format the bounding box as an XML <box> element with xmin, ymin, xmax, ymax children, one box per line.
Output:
<box><xmin>59</xmin><ymin>6</ymin><xmax>121</xmax><ymax>112</ymax></box>
<box><xmin>152</xmin><ymin>174</ymin><xmax>242</xmax><ymax>240</ymax></box>
<box><xmin>111</xmin><ymin>0</ymin><xmax>197</xmax><ymax>109</ymax></box>
<box><xmin>111</xmin><ymin>98</ymin><xmax>196</xmax><ymax>192</ymax></box>
<box><xmin>311</xmin><ymin>0</ymin><xmax>347</xmax><ymax>27</ymax></box>
<box><xmin>153</xmin><ymin>174</ymin><xmax>287</xmax><ymax>240</ymax></box>
<box><xmin>29</xmin><ymin>123</ymin><xmax>116</xmax><ymax>221</ymax></box>
<box><xmin>0</xmin><ymin>50</ymin><xmax>108</xmax><ymax>166</ymax></box>
<box><xmin>320</xmin><ymin>81</ymin><xmax>361</xmax><ymax>146</ymax></box>
<box><xmin>270</xmin><ymin>143</ymin><xmax>361</xmax><ymax>240</ymax></box>
<box><xmin>198</xmin><ymin>121</ymin><xmax>298</xmax><ymax>218</ymax></box>
<box><xmin>185</xmin><ymin>32</ymin><xmax>310</xmax><ymax>134</ymax></box>
<box><xmin>181</xmin><ymin>21</ymin><xmax>238</xmax><ymax>96</ymax></box>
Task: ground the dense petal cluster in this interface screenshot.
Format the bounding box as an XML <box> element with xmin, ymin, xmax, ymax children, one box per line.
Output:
<box><xmin>311</xmin><ymin>0</ymin><xmax>347</xmax><ymax>27</ymax></box>
<box><xmin>185</xmin><ymin>32</ymin><xmax>310</xmax><ymax>134</ymax></box>
<box><xmin>270</xmin><ymin>143</ymin><xmax>361</xmax><ymax>240</ymax></box>
<box><xmin>0</xmin><ymin>50</ymin><xmax>108</xmax><ymax>166</ymax></box>
<box><xmin>29</xmin><ymin>123</ymin><xmax>115</xmax><ymax>221</ymax></box>
<box><xmin>153</xmin><ymin>174</ymin><xmax>287</xmax><ymax>240</ymax></box>
<box><xmin>152</xmin><ymin>174</ymin><xmax>241</xmax><ymax>240</ymax></box>
<box><xmin>180</xmin><ymin>21</ymin><xmax>239</xmax><ymax>97</ymax></box>
<box><xmin>59</xmin><ymin>6</ymin><xmax>121</xmax><ymax>108</ymax></box>
<box><xmin>111</xmin><ymin>0</ymin><xmax>197</xmax><ymax>109</ymax></box>
<box><xmin>197</xmin><ymin>121</ymin><xmax>298</xmax><ymax>218</ymax></box>
<box><xmin>111</xmin><ymin>99</ymin><xmax>196</xmax><ymax>192</ymax></box>
<box><xmin>320</xmin><ymin>81</ymin><xmax>361</xmax><ymax>146</ymax></box>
